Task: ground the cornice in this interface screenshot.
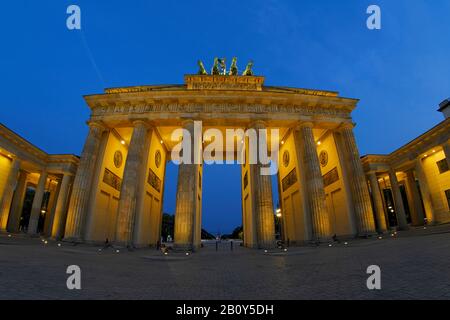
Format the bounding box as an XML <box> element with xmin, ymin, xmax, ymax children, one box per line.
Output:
<box><xmin>361</xmin><ymin>118</ymin><xmax>449</xmax><ymax>171</ymax></box>
<box><xmin>0</xmin><ymin>124</ymin><xmax>48</xmax><ymax>162</ymax></box>
<box><xmin>389</xmin><ymin>118</ymin><xmax>449</xmax><ymax>161</ymax></box>
<box><xmin>84</xmin><ymin>84</ymin><xmax>358</xmax><ymax>116</ymax></box>
<box><xmin>0</xmin><ymin>124</ymin><xmax>80</xmax><ymax>170</ymax></box>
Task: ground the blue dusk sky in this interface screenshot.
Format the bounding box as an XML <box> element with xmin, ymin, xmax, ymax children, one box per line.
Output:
<box><xmin>0</xmin><ymin>1</ymin><xmax>449</xmax><ymax>234</ymax></box>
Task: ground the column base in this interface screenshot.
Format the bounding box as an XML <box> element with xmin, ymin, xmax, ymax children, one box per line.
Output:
<box><xmin>396</xmin><ymin>225</ymin><xmax>410</xmax><ymax>231</ymax></box>
<box><xmin>112</xmin><ymin>241</ymin><xmax>135</xmax><ymax>249</ymax></box>
<box><xmin>357</xmin><ymin>231</ymin><xmax>378</xmax><ymax>238</ymax></box>
<box><xmin>257</xmin><ymin>241</ymin><xmax>277</xmax><ymax>250</ymax></box>
<box><xmin>62</xmin><ymin>237</ymin><xmax>84</xmax><ymax>244</ymax></box>
<box><xmin>310</xmin><ymin>235</ymin><xmax>333</xmax><ymax>243</ymax></box>
<box><xmin>173</xmin><ymin>243</ymin><xmax>197</xmax><ymax>252</ymax></box>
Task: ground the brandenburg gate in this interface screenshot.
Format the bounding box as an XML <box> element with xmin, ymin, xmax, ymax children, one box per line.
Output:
<box><xmin>63</xmin><ymin>62</ymin><xmax>376</xmax><ymax>250</ymax></box>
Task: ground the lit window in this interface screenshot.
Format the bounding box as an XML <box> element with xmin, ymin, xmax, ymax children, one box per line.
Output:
<box><xmin>446</xmin><ymin>190</ymin><xmax>450</xmax><ymax>211</ymax></box>
<box><xmin>437</xmin><ymin>159</ymin><xmax>449</xmax><ymax>174</ymax></box>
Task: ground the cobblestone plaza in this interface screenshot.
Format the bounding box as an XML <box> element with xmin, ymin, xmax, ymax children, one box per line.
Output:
<box><xmin>1</xmin><ymin>226</ymin><xmax>450</xmax><ymax>300</ymax></box>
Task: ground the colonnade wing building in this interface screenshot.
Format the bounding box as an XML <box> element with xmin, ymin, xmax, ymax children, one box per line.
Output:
<box><xmin>0</xmin><ymin>74</ymin><xmax>448</xmax><ymax>250</ymax></box>
<box><xmin>362</xmin><ymin>100</ymin><xmax>450</xmax><ymax>230</ymax></box>
<box><xmin>0</xmin><ymin>125</ymin><xmax>78</xmax><ymax>237</ymax></box>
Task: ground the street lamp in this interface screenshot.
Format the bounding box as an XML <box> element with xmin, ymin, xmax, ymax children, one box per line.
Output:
<box><xmin>275</xmin><ymin>208</ymin><xmax>283</xmax><ymax>245</ymax></box>
<box><xmin>276</xmin><ymin>208</ymin><xmax>282</xmax><ymax>218</ymax></box>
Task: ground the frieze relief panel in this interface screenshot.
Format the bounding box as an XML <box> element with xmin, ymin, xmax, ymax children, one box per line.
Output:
<box><xmin>282</xmin><ymin>168</ymin><xmax>298</xmax><ymax>192</ymax></box>
<box><xmin>147</xmin><ymin>168</ymin><xmax>162</xmax><ymax>193</ymax></box>
<box><xmin>323</xmin><ymin>167</ymin><xmax>339</xmax><ymax>188</ymax></box>
<box><xmin>90</xmin><ymin>103</ymin><xmax>351</xmax><ymax>118</ymax></box>
<box><xmin>103</xmin><ymin>168</ymin><xmax>122</xmax><ymax>191</ymax></box>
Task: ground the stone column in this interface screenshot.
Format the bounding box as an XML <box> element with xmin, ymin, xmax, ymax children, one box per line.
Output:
<box><xmin>443</xmin><ymin>140</ymin><xmax>450</xmax><ymax>169</ymax></box>
<box><xmin>250</xmin><ymin>121</ymin><xmax>275</xmax><ymax>249</ymax></box>
<box><xmin>51</xmin><ymin>174</ymin><xmax>72</xmax><ymax>239</ymax></box>
<box><xmin>174</xmin><ymin>120</ymin><xmax>202</xmax><ymax>251</ymax></box>
<box><xmin>338</xmin><ymin>124</ymin><xmax>376</xmax><ymax>235</ymax></box>
<box><xmin>43</xmin><ymin>181</ymin><xmax>59</xmax><ymax>236</ymax></box>
<box><xmin>115</xmin><ymin>120</ymin><xmax>150</xmax><ymax>246</ymax></box>
<box><xmin>64</xmin><ymin>122</ymin><xmax>105</xmax><ymax>241</ymax></box>
<box><xmin>295</xmin><ymin>122</ymin><xmax>330</xmax><ymax>241</ymax></box>
<box><xmin>415</xmin><ymin>158</ymin><xmax>436</xmax><ymax>224</ymax></box>
<box><xmin>28</xmin><ymin>171</ymin><xmax>48</xmax><ymax>235</ymax></box>
<box><xmin>367</xmin><ymin>172</ymin><xmax>387</xmax><ymax>233</ymax></box>
<box><xmin>0</xmin><ymin>158</ymin><xmax>21</xmax><ymax>231</ymax></box>
<box><xmin>405</xmin><ymin>170</ymin><xmax>425</xmax><ymax>226</ymax></box>
<box><xmin>388</xmin><ymin>170</ymin><xmax>408</xmax><ymax>230</ymax></box>
<box><xmin>7</xmin><ymin>170</ymin><xmax>28</xmax><ymax>232</ymax></box>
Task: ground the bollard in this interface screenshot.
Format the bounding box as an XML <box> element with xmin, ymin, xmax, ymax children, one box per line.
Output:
<box><xmin>216</xmin><ymin>241</ymin><xmax>218</xmax><ymax>252</ymax></box>
<box><xmin>231</xmin><ymin>241</ymin><xmax>233</xmax><ymax>251</ymax></box>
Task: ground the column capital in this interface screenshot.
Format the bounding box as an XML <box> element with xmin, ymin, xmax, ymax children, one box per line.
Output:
<box><xmin>366</xmin><ymin>171</ymin><xmax>378</xmax><ymax>178</ymax></box>
<box><xmin>248</xmin><ymin>120</ymin><xmax>266</xmax><ymax>129</ymax></box>
<box><xmin>337</xmin><ymin>122</ymin><xmax>355</xmax><ymax>131</ymax></box>
<box><xmin>10</xmin><ymin>157</ymin><xmax>21</xmax><ymax>168</ymax></box>
<box><xmin>61</xmin><ymin>171</ymin><xmax>75</xmax><ymax>177</ymax></box>
<box><xmin>181</xmin><ymin>119</ymin><xmax>196</xmax><ymax>128</ymax></box>
<box><xmin>87</xmin><ymin>121</ymin><xmax>107</xmax><ymax>131</ymax></box>
<box><xmin>131</xmin><ymin>119</ymin><xmax>151</xmax><ymax>129</ymax></box>
<box><xmin>296</xmin><ymin>121</ymin><xmax>314</xmax><ymax>130</ymax></box>
<box><xmin>389</xmin><ymin>168</ymin><xmax>398</xmax><ymax>176</ymax></box>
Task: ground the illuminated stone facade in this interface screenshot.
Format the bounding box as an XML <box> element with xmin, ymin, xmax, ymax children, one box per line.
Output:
<box><xmin>63</xmin><ymin>74</ymin><xmax>377</xmax><ymax>250</ymax></box>
<box><xmin>1</xmin><ymin>74</ymin><xmax>447</xmax><ymax>250</ymax></box>
<box><xmin>362</xmin><ymin>100</ymin><xmax>450</xmax><ymax>230</ymax></box>
<box><xmin>0</xmin><ymin>125</ymin><xmax>78</xmax><ymax>238</ymax></box>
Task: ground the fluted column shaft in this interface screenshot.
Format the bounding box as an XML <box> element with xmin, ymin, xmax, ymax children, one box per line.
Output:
<box><xmin>51</xmin><ymin>174</ymin><xmax>72</xmax><ymax>239</ymax></box>
<box><xmin>28</xmin><ymin>171</ymin><xmax>48</xmax><ymax>234</ymax></box>
<box><xmin>64</xmin><ymin>122</ymin><xmax>105</xmax><ymax>241</ymax></box>
<box><xmin>368</xmin><ymin>172</ymin><xmax>387</xmax><ymax>233</ymax></box>
<box><xmin>6</xmin><ymin>170</ymin><xmax>27</xmax><ymax>232</ymax></box>
<box><xmin>415</xmin><ymin>158</ymin><xmax>435</xmax><ymax>224</ymax></box>
<box><xmin>389</xmin><ymin>170</ymin><xmax>408</xmax><ymax>230</ymax></box>
<box><xmin>296</xmin><ymin>122</ymin><xmax>330</xmax><ymax>241</ymax></box>
<box><xmin>115</xmin><ymin>121</ymin><xmax>150</xmax><ymax>246</ymax></box>
<box><xmin>250</xmin><ymin>121</ymin><xmax>275</xmax><ymax>249</ymax></box>
<box><xmin>174</xmin><ymin>120</ymin><xmax>201</xmax><ymax>250</ymax></box>
<box><xmin>339</xmin><ymin>125</ymin><xmax>376</xmax><ymax>235</ymax></box>
<box><xmin>405</xmin><ymin>170</ymin><xmax>425</xmax><ymax>226</ymax></box>
<box><xmin>0</xmin><ymin>158</ymin><xmax>21</xmax><ymax>231</ymax></box>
